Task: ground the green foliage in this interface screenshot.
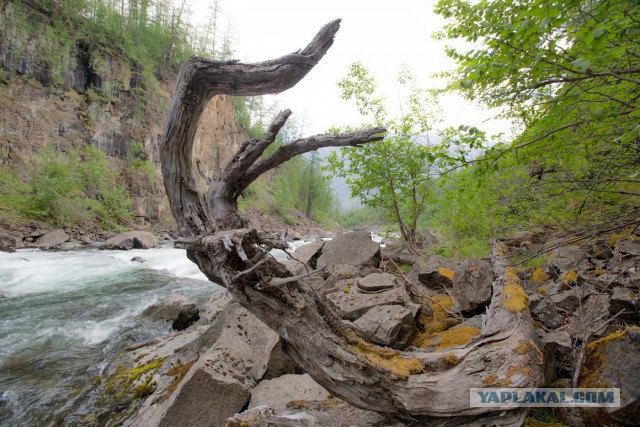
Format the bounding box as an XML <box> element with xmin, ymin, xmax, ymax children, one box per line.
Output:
<box><xmin>326</xmin><ymin>62</ymin><xmax>472</xmax><ymax>249</ymax></box>
<box><xmin>435</xmin><ymin>0</ymin><xmax>640</xmax><ymax>218</ymax></box>
<box><xmin>0</xmin><ymin>145</ymin><xmax>132</xmax><ymax>228</ymax></box>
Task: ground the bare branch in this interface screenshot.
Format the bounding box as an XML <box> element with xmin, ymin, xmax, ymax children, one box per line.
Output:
<box><xmin>236</xmin><ymin>127</ymin><xmax>386</xmax><ymax>195</ymax></box>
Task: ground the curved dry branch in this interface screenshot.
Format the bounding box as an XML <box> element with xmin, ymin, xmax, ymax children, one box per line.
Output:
<box><xmin>161</xmin><ymin>19</ymin><xmax>542</xmax><ymax>425</ymax></box>
<box><xmin>160</xmin><ymin>19</ymin><xmax>342</xmax><ymax>237</ymax></box>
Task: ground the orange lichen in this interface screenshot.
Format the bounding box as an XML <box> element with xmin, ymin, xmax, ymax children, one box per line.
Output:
<box><xmin>530</xmin><ymin>266</ymin><xmax>548</xmax><ymax>283</ymax></box>
<box><xmin>347</xmin><ymin>332</ymin><xmax>424</xmax><ymax>380</ymax></box>
<box><xmin>438</xmin><ymin>266</ymin><xmax>455</xmax><ymax>281</ymax></box>
<box><xmin>443</xmin><ymin>353</ymin><xmax>460</xmax><ymax>367</ymax></box>
<box><xmin>162</xmin><ymin>360</ymin><xmax>196</xmax><ymax>401</ymax></box>
<box><xmin>422</xmin><ymin>325</ymin><xmax>481</xmax><ymax>350</ymax></box>
<box><xmin>502</xmin><ymin>271</ymin><xmax>528</xmax><ymax>312</ymax></box>
<box><xmin>482</xmin><ymin>375</ymin><xmax>497</xmax><ymax>385</ymax></box>
<box><xmin>563</xmin><ymin>270</ymin><xmax>577</xmax><ymax>285</ymax></box>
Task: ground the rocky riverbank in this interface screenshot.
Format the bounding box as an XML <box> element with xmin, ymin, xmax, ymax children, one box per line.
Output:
<box><xmin>89</xmin><ymin>228</ymin><xmax>639</xmax><ymax>426</ymax></box>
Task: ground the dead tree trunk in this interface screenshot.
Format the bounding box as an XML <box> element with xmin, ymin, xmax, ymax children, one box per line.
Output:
<box><xmin>160</xmin><ymin>19</ymin><xmax>542</xmax><ymax>425</ymax></box>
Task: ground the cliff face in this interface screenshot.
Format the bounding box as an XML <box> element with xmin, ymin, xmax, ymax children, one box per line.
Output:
<box><xmin>0</xmin><ymin>1</ymin><xmax>245</xmax><ymax>227</ymax></box>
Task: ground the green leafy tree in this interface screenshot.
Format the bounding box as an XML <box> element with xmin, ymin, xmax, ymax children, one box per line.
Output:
<box><xmin>326</xmin><ymin>63</ymin><xmax>446</xmax><ymax>253</ymax></box>
<box><xmin>435</xmin><ymin>0</ymin><xmax>640</xmax><ymax>213</ymax></box>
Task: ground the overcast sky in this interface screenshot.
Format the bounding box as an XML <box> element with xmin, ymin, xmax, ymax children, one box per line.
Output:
<box><xmin>190</xmin><ymin>0</ymin><xmax>511</xmax><ymax>138</ymax></box>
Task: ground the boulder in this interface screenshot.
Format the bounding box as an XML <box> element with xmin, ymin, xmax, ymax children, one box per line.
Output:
<box><xmin>262</xmin><ymin>339</ymin><xmax>298</xmax><ymax>380</ymax></box>
<box><xmin>131</xmin><ymin>256</ymin><xmax>146</xmax><ymax>263</ymax></box>
<box><xmin>57</xmin><ymin>241</ymin><xmax>80</xmax><ymax>250</ymax></box>
<box><xmin>357</xmin><ymin>272</ymin><xmax>399</xmax><ymax>292</ymax></box>
<box><xmin>282</xmin><ymin>241</ymin><xmax>324</xmax><ymax>274</ymax></box>
<box><xmin>0</xmin><ymin>230</ymin><xmax>19</xmax><ymax>253</ymax></box>
<box><xmin>546</xmin><ymin>244</ymin><xmax>587</xmax><ymax>272</ymax></box>
<box><xmin>142</xmin><ymin>293</ymin><xmax>196</xmax><ymax>321</ymax></box>
<box><xmin>615</xmin><ymin>239</ymin><xmax>640</xmax><ymax>257</ymax></box>
<box><xmin>610</xmin><ymin>287</ymin><xmax>640</xmax><ymax>320</ymax></box>
<box><xmin>172</xmin><ymin>304</ymin><xmax>200</xmax><ymax>331</ymax></box>
<box><xmin>567</xmin><ymin>294</ymin><xmax>610</xmax><ymax>340</ymax></box>
<box><xmin>130</xmin><ymin>303</ymin><xmax>280</xmax><ymax>427</ymax></box>
<box><xmin>531</xmin><ymin>297</ymin><xmax>564</xmax><ymax>329</ymax></box>
<box><xmin>157</xmin><ymin>371</ymin><xmax>251</xmax><ymax>427</ymax></box>
<box><xmin>452</xmin><ymin>259</ymin><xmax>493</xmax><ymax>312</ymax></box>
<box><xmin>248</xmin><ymin>374</ymin><xmax>331</xmax><ymax>410</ymax></box>
<box><xmin>578</xmin><ymin>327</ymin><xmax>640</xmax><ymax>424</ymax></box>
<box><xmin>540</xmin><ymin>330</ymin><xmax>572</xmax><ymax>384</ymax></box>
<box><xmin>325</xmin><ymin>283</ymin><xmax>410</xmax><ymax>321</ymax></box>
<box><xmin>316</xmin><ymin>232</ymin><xmax>380</xmax><ymax>269</ymax></box>
<box><xmin>353</xmin><ymin>304</ymin><xmax>417</xmax><ymax>349</ymax></box>
<box><xmin>406</xmin><ymin>255</ymin><xmax>458</xmax><ymax>291</ymax></box>
<box><xmin>35</xmin><ymin>229</ymin><xmax>69</xmax><ymax>249</ymax></box>
<box><xmin>101</xmin><ymin>230</ymin><xmax>159</xmax><ymax>250</ymax></box>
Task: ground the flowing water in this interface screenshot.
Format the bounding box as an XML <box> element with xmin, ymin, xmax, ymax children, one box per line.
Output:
<box><xmin>0</xmin><ymin>245</ymin><xmax>220</xmax><ymax>426</ymax></box>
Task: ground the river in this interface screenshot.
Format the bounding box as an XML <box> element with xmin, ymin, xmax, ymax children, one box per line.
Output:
<box><xmin>0</xmin><ymin>245</ymin><xmax>220</xmax><ymax>426</ymax></box>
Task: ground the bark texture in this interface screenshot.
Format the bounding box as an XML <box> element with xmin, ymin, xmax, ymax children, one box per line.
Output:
<box><xmin>160</xmin><ymin>19</ymin><xmax>542</xmax><ymax>425</ymax></box>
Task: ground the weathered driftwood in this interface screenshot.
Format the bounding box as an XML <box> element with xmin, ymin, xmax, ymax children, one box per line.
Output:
<box><xmin>160</xmin><ymin>19</ymin><xmax>542</xmax><ymax>425</ymax></box>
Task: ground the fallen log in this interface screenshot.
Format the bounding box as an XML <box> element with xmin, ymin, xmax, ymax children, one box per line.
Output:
<box><xmin>160</xmin><ymin>19</ymin><xmax>542</xmax><ymax>425</ymax></box>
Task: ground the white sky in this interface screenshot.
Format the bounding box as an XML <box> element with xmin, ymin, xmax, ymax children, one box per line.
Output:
<box><xmin>189</xmin><ymin>0</ymin><xmax>511</xmax><ymax>137</ymax></box>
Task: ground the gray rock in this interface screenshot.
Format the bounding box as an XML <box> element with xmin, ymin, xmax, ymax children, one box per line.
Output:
<box><xmin>610</xmin><ymin>287</ymin><xmax>640</xmax><ymax>320</ymax></box>
<box><xmin>142</xmin><ymin>293</ymin><xmax>195</xmax><ymax>321</ymax></box>
<box><xmin>316</xmin><ymin>232</ymin><xmax>380</xmax><ymax>269</ymax></box>
<box><xmin>172</xmin><ymin>304</ymin><xmax>200</xmax><ymax>331</ymax></box>
<box><xmin>35</xmin><ymin>229</ymin><xmax>69</xmax><ymax>249</ymax></box>
<box><xmin>531</xmin><ymin>298</ymin><xmax>564</xmax><ymax>329</ymax></box>
<box><xmin>452</xmin><ymin>258</ymin><xmax>493</xmax><ymax>312</ymax></box>
<box><xmin>541</xmin><ymin>330</ymin><xmax>572</xmax><ymax>384</ymax></box>
<box><xmin>282</xmin><ymin>241</ymin><xmax>324</xmax><ymax>274</ymax></box>
<box><xmin>325</xmin><ymin>283</ymin><xmax>410</xmax><ymax>321</ymax></box>
<box><xmin>131</xmin><ymin>256</ymin><xmax>145</xmax><ymax>263</ymax></box>
<box><xmin>615</xmin><ymin>239</ymin><xmax>640</xmax><ymax>257</ymax></box>
<box><xmin>546</xmin><ymin>244</ymin><xmax>586</xmax><ymax>272</ymax></box>
<box><xmin>406</xmin><ymin>255</ymin><xmax>458</xmax><ymax>291</ymax></box>
<box><xmin>357</xmin><ymin>272</ymin><xmax>399</xmax><ymax>292</ymax></box>
<box><xmin>157</xmin><ymin>371</ymin><xmax>250</xmax><ymax>427</ymax></box>
<box><xmin>415</xmin><ymin>230</ymin><xmax>439</xmax><ymax>248</ymax></box>
<box><xmin>353</xmin><ymin>304</ymin><xmax>417</xmax><ymax>349</ymax></box>
<box><xmin>550</xmin><ymin>286</ymin><xmax>592</xmax><ymax>311</ymax></box>
<box><xmin>248</xmin><ymin>374</ymin><xmax>331</xmax><ymax>410</ymax></box>
<box><xmin>0</xmin><ymin>230</ymin><xmax>18</xmax><ymax>253</ymax></box>
<box><xmin>57</xmin><ymin>241</ymin><xmax>80</xmax><ymax>250</ymax></box>
<box><xmin>286</xmin><ymin>230</ymin><xmax>304</xmax><ymax>241</ymax></box>
<box><xmin>262</xmin><ymin>339</ymin><xmax>297</xmax><ymax>380</ymax></box>
<box><xmin>579</xmin><ymin>328</ymin><xmax>640</xmax><ymax>424</ymax></box>
<box><xmin>592</xmin><ymin>239</ymin><xmax>614</xmax><ymax>260</ymax></box>
<box><xmin>101</xmin><ymin>230</ymin><xmax>159</xmax><ymax>250</ymax></box>
<box><xmin>567</xmin><ymin>294</ymin><xmax>610</xmax><ymax>340</ymax></box>
<box><xmin>130</xmin><ymin>303</ymin><xmax>280</xmax><ymax>427</ymax></box>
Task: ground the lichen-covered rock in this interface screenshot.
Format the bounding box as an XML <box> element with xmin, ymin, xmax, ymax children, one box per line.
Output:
<box><xmin>101</xmin><ymin>231</ymin><xmax>159</xmax><ymax>250</ymax></box>
<box><xmin>353</xmin><ymin>305</ymin><xmax>417</xmax><ymax>349</ymax></box>
<box><xmin>316</xmin><ymin>231</ymin><xmax>380</xmax><ymax>269</ymax></box>
<box><xmin>280</xmin><ymin>240</ymin><xmax>324</xmax><ymax>274</ymax></box>
<box><xmin>406</xmin><ymin>255</ymin><xmax>458</xmax><ymax>291</ymax></box>
<box><xmin>452</xmin><ymin>258</ymin><xmax>493</xmax><ymax>312</ymax></box>
<box><xmin>35</xmin><ymin>229</ymin><xmax>69</xmax><ymax>249</ymax></box>
<box><xmin>578</xmin><ymin>327</ymin><xmax>640</xmax><ymax>425</ymax></box>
